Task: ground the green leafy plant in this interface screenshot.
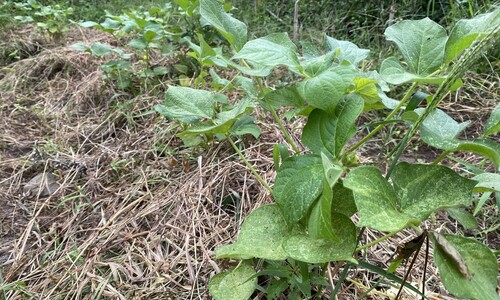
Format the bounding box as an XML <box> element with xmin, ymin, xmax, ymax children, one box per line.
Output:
<box><xmin>72</xmin><ymin>5</ymin><xmax>183</xmax><ymax>91</ymax></box>
<box><xmin>12</xmin><ymin>0</ymin><xmax>73</xmax><ymax>40</ymax></box>
<box><xmin>155</xmin><ymin>1</ymin><xmax>500</xmax><ymax>298</ymax></box>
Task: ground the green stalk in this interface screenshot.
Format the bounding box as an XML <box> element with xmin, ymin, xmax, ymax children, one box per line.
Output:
<box><xmin>344</xmin><ymin>82</ymin><xmax>418</xmax><ymax>155</ymax></box>
<box><xmin>227</xmin><ymin>136</ymin><xmax>272</xmax><ymax>193</ymax></box>
<box><xmin>432</xmin><ymin>150</ymin><xmax>452</xmax><ymax>165</ymax></box>
<box><xmin>266</xmin><ymin>101</ymin><xmax>301</xmax><ymax>154</ymax></box>
<box><xmin>241</xmin><ymin>59</ymin><xmax>301</xmax><ymax>154</ymax></box>
<box><xmin>355</xmin><ymin>230</ymin><xmax>399</xmax><ymax>252</ymax></box>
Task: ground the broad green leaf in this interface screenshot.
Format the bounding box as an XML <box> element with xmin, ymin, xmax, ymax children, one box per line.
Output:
<box><xmin>344</xmin><ymin>163</ymin><xmax>476</xmax><ymax>232</ymax></box>
<box><xmin>209</xmin><ymin>69</ymin><xmax>232</xmax><ymax>89</ymax></box>
<box><xmin>416</xmin><ymin>108</ymin><xmax>469</xmax><ymax>150</ymax></box>
<box><xmin>297</xmin><ymin>65</ymin><xmax>357</xmax><ymax>112</ymax></box>
<box><xmin>218</xmin><ymin>55</ymin><xmax>273</xmax><ymax>76</ymax></box>
<box><xmin>445</xmin><ymin>10</ymin><xmax>500</xmax><ymax>63</ymax></box>
<box><xmin>380</xmin><ymin>57</ymin><xmax>446</xmax><ymax>85</ymax></box>
<box><xmin>100</xmin><ymin>18</ymin><xmax>121</xmax><ymax>32</ymax></box>
<box><xmin>432</xmin><ymin>234</ymin><xmax>499</xmax><ymax>300</ymax></box>
<box><xmin>302</xmin><ymin>96</ymin><xmax>363</xmax><ymax>157</ymax></box>
<box><xmin>152</xmin><ymin>66</ymin><xmax>169</xmax><ymax>75</ymax></box>
<box><xmin>391</xmin><ymin>163</ymin><xmax>476</xmax><ymax>221</ymax></box>
<box><xmin>472</xmin><ymin>172</ymin><xmax>500</xmax><ymax>192</ymax></box>
<box><xmin>308</xmin><ymin>156</ymin><xmax>342</xmax><ymax>241</ymax></box>
<box><xmin>416</xmin><ymin>109</ymin><xmax>500</xmax><ymax>168</ymax></box>
<box><xmin>484</xmin><ymin>104</ymin><xmax>500</xmax><ymax>137</ymax></box>
<box><xmin>143</xmin><ymin>29</ymin><xmax>159</xmax><ymax>43</ymax></box>
<box><xmin>265</xmin><ymin>278</ymin><xmax>289</xmax><ymax>300</ymax></box>
<box><xmin>283</xmin><ymin>213</ymin><xmax>357</xmax><ymax>264</ymax></box>
<box><xmin>344</xmin><ymin>166</ymin><xmax>419</xmax><ymax>232</ymax></box>
<box><xmin>325</xmin><ymin>36</ymin><xmax>369</xmax><ymax>66</ymax></box>
<box><xmin>128</xmin><ymin>37</ymin><xmax>147</xmax><ymax>50</ymax></box>
<box><xmin>262</xmin><ymin>85</ymin><xmax>304</xmax><ymax>109</ymax></box>
<box><xmin>446</xmin><ymin>207</ymin><xmax>477</xmax><ymax>229</ymax></box>
<box><xmin>209</xmin><ymin>263</ymin><xmax>257</xmax><ymax>300</ymax></box>
<box><xmin>78</xmin><ymin>21</ymin><xmax>99</xmax><ymax>28</ymax></box>
<box><xmin>321</xmin><ymin>152</ymin><xmax>343</xmax><ymax>188</ymax></box>
<box><xmin>234</xmin><ymin>76</ymin><xmax>257</xmax><ymax>97</ymax></box>
<box><xmin>308</xmin><ymin>180</ymin><xmax>336</xmax><ymax>241</ymax></box>
<box><xmin>200</xmin><ymin>0</ymin><xmax>247</xmax><ymax>51</ymax></box>
<box><xmin>194</xmin><ymin>33</ymin><xmax>216</xmax><ymax>61</ymax></box>
<box><xmin>70</xmin><ymin>43</ymin><xmax>89</xmax><ymax>52</ymax></box>
<box><xmin>301</xmin><ymin>51</ymin><xmax>337</xmax><ymax>77</ymax></box>
<box><xmin>233</xmin><ymin>33</ymin><xmax>302</xmax><ymax>74</ymax></box>
<box><xmin>456</xmin><ymin>139</ymin><xmax>500</xmax><ymax>169</ymax></box>
<box><xmin>90</xmin><ymin>42</ymin><xmax>113</xmax><ymax>57</ymax></box>
<box><xmin>273</xmin><ymin>155</ymin><xmax>324</xmax><ymax>226</ymax></box>
<box><xmin>215</xmin><ymin>204</ymin><xmax>288</xmax><ymax>260</ymax></box>
<box><xmin>178</xmin><ymin>99</ymin><xmax>255</xmax><ymax>136</ymax></box>
<box><xmin>160</xmin><ymin>86</ymin><xmax>216</xmax><ymax>123</ymax></box>
<box><xmin>349</xmin><ymin>77</ymin><xmax>380</xmax><ymax>104</ymax></box>
<box><xmin>385</xmin><ymin>18</ymin><xmax>447</xmax><ymax>75</ymax></box>
<box><xmin>331</xmin><ymin>181</ymin><xmax>357</xmax><ymax>217</ymax></box>
<box><xmin>230</xmin><ymin>116</ymin><xmax>261</xmax><ymax>139</ymax></box>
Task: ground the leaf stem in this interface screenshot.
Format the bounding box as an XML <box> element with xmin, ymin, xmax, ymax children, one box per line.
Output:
<box><xmin>344</xmin><ymin>82</ymin><xmax>418</xmax><ymax>155</ymax></box>
<box><xmin>227</xmin><ymin>135</ymin><xmax>272</xmax><ymax>193</ymax></box>
<box><xmin>431</xmin><ymin>150</ymin><xmax>451</xmax><ymax>165</ymax></box>
<box><xmin>240</xmin><ymin>59</ymin><xmax>301</xmax><ymax>154</ymax></box>
<box><xmin>267</xmin><ymin>102</ymin><xmax>301</xmax><ymax>154</ymax></box>
<box><xmin>355</xmin><ymin>230</ymin><xmax>399</xmax><ymax>252</ymax></box>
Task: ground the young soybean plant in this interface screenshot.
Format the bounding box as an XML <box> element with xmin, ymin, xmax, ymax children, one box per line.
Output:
<box><xmin>155</xmin><ymin>1</ymin><xmax>500</xmax><ymax>299</ymax></box>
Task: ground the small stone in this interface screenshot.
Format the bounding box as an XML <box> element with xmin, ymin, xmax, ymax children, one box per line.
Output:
<box><xmin>23</xmin><ymin>173</ymin><xmax>60</xmax><ymax>198</ymax></box>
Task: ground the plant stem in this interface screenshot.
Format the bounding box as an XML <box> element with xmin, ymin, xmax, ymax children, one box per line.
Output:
<box><xmin>355</xmin><ymin>230</ymin><xmax>399</xmax><ymax>252</ymax></box>
<box><xmin>344</xmin><ymin>82</ymin><xmax>418</xmax><ymax>155</ymax></box>
<box><xmin>240</xmin><ymin>59</ymin><xmax>301</xmax><ymax>154</ymax></box>
<box><xmin>432</xmin><ymin>150</ymin><xmax>451</xmax><ymax>165</ymax></box>
<box><xmin>227</xmin><ymin>136</ymin><xmax>272</xmax><ymax>193</ymax></box>
<box><xmin>267</xmin><ymin>102</ymin><xmax>301</xmax><ymax>154</ymax></box>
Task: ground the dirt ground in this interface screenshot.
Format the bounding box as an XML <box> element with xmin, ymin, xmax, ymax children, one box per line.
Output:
<box><xmin>0</xmin><ymin>25</ymin><xmax>498</xmax><ymax>299</ymax></box>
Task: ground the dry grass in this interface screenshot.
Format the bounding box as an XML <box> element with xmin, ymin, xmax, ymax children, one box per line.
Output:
<box><xmin>0</xmin><ymin>25</ymin><xmax>498</xmax><ymax>300</ymax></box>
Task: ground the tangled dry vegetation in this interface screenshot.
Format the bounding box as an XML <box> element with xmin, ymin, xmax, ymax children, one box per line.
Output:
<box><xmin>0</xmin><ymin>25</ymin><xmax>498</xmax><ymax>299</ymax></box>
